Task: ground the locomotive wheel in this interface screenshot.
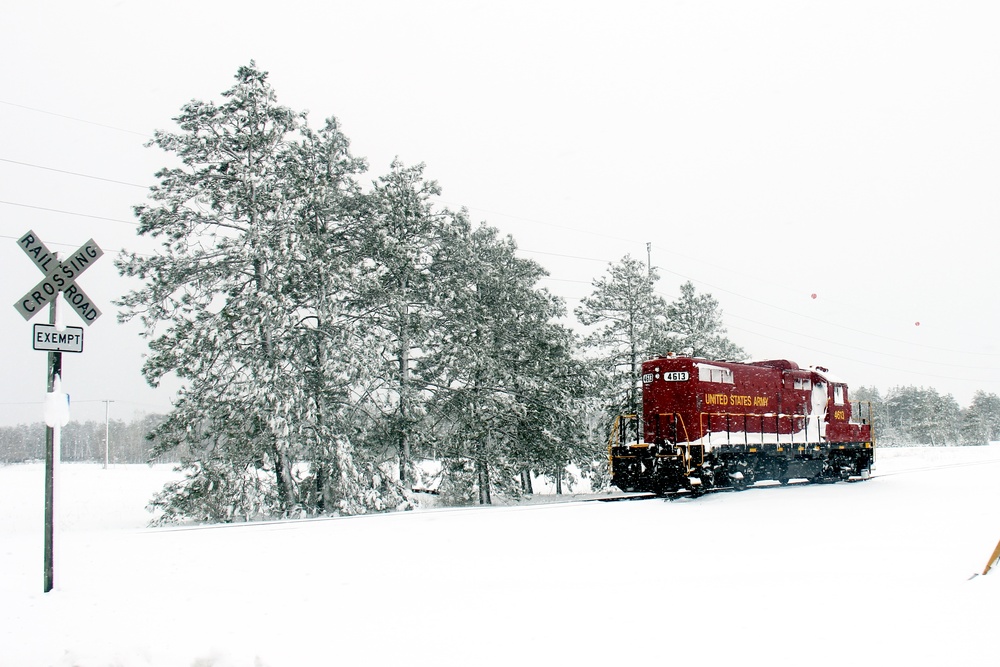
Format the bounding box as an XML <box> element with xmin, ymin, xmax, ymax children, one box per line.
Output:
<box><xmin>729</xmin><ymin>463</ymin><xmax>753</xmax><ymax>491</ymax></box>
<box><xmin>687</xmin><ymin>479</ymin><xmax>706</xmax><ymax>498</ymax></box>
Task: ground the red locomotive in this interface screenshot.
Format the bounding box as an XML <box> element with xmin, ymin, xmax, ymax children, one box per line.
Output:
<box><xmin>610</xmin><ymin>354</ymin><xmax>874</xmax><ymax>495</ymax></box>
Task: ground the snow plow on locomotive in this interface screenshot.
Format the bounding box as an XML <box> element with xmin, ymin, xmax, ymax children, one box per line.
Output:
<box><xmin>610</xmin><ymin>355</ymin><xmax>874</xmax><ymax>496</ymax></box>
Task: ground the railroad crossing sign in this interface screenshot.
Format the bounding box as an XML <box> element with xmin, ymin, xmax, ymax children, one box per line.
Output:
<box><xmin>14</xmin><ymin>230</ymin><xmax>103</xmax><ymax>325</ymax></box>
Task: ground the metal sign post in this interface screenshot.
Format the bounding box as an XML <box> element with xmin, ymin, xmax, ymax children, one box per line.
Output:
<box><xmin>13</xmin><ymin>230</ymin><xmax>103</xmax><ymax>593</ymax></box>
<box><xmin>43</xmin><ymin>303</ymin><xmax>61</xmax><ymax>594</ymax></box>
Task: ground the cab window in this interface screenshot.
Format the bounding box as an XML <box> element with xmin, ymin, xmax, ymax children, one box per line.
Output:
<box><xmin>698</xmin><ymin>365</ymin><xmax>733</xmax><ymax>384</ymax></box>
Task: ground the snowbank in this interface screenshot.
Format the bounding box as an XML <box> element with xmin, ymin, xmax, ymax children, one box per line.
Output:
<box><xmin>2</xmin><ymin>446</ymin><xmax>999</xmax><ymax>666</ymax></box>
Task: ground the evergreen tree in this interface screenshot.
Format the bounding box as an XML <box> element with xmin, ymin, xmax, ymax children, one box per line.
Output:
<box><xmin>663</xmin><ymin>281</ymin><xmax>746</xmax><ymax>361</ymax></box>
<box><xmin>961</xmin><ymin>391</ymin><xmax>1000</xmax><ymax>445</ymax></box>
<box><xmin>275</xmin><ymin>115</ymin><xmax>404</xmax><ymax>515</ymax></box>
<box><xmin>426</xmin><ymin>222</ymin><xmax>583</xmax><ymax>503</ymax></box>
<box><xmin>575</xmin><ymin>255</ymin><xmax>667</xmax><ymax>417</ymax></box>
<box><xmin>0</xmin><ymin>424</ymin><xmax>40</xmax><ymax>463</ymax></box>
<box><xmin>350</xmin><ymin>160</ymin><xmax>454</xmax><ymax>486</ymax></box>
<box><xmin>0</xmin><ymin>415</ymin><xmax>170</xmax><ymax>465</ymax></box>
<box><xmin>509</xmin><ymin>322</ymin><xmax>596</xmax><ymax>494</ymax></box>
<box><xmin>117</xmin><ymin>63</ymin><xmax>401</xmax><ymax>522</ymax></box>
<box><xmin>883</xmin><ymin>386</ymin><xmax>961</xmax><ymax>445</ymax></box>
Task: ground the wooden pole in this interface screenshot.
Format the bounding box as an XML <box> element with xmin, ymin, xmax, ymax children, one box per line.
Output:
<box><xmin>982</xmin><ymin>538</ymin><xmax>1000</xmax><ymax>576</ymax></box>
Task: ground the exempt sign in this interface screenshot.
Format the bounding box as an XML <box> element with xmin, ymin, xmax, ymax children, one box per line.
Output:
<box><xmin>33</xmin><ymin>324</ymin><xmax>84</xmax><ymax>353</ymax></box>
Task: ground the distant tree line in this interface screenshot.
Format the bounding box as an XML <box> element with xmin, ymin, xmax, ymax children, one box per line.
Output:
<box><xmin>4</xmin><ymin>382</ymin><xmax>997</xmax><ymax>468</ymax></box>
<box><xmin>0</xmin><ymin>414</ymin><xmax>169</xmax><ymax>464</ymax></box>
<box><xmin>4</xmin><ymin>382</ymin><xmax>996</xmax><ymax>469</ymax></box>
<box><xmin>852</xmin><ymin>386</ymin><xmax>1000</xmax><ymax>446</ymax></box>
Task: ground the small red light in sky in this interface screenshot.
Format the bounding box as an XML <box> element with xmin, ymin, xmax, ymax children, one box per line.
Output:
<box><xmin>915</xmin><ymin>321</ymin><xmax>921</xmax><ymax>326</ymax></box>
<box><xmin>810</xmin><ymin>293</ymin><xmax>817</xmax><ymax>299</ymax></box>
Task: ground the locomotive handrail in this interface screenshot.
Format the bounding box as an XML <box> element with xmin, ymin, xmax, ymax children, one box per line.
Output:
<box><xmin>608</xmin><ymin>414</ymin><xmax>639</xmax><ymax>448</ymax></box>
<box><xmin>608</xmin><ymin>413</ymin><xmax>647</xmax><ymax>477</ymax></box>
<box><xmin>656</xmin><ymin>412</ymin><xmax>691</xmax><ymax>447</ymax></box>
<box><xmin>699</xmin><ymin>411</ymin><xmax>822</xmax><ymax>447</ymax></box>
<box><xmin>609</xmin><ymin>412</ymin><xmax>693</xmax><ymax>450</ymax></box>
<box><xmin>850</xmin><ymin>400</ymin><xmax>874</xmax><ymax>426</ymax></box>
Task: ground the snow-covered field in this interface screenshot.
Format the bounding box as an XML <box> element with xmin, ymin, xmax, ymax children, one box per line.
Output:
<box><xmin>3</xmin><ymin>446</ymin><xmax>1000</xmax><ymax>667</ymax></box>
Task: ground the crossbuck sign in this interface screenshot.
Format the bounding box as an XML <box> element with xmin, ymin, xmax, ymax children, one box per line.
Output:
<box><xmin>14</xmin><ymin>230</ymin><xmax>103</xmax><ymax>324</ymax></box>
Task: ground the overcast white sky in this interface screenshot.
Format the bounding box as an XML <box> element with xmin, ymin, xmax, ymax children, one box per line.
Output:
<box><xmin>2</xmin><ymin>1</ymin><xmax>999</xmax><ymax>426</ymax></box>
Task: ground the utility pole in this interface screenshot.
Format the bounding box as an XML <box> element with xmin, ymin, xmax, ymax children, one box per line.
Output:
<box><xmin>646</xmin><ymin>242</ymin><xmax>652</xmax><ymax>277</ymax></box>
<box><xmin>103</xmin><ymin>399</ymin><xmax>114</xmax><ymax>469</ymax></box>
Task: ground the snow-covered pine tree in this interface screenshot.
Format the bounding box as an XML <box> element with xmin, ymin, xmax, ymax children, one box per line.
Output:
<box><xmin>118</xmin><ymin>63</ymin><xmax>401</xmax><ymax>522</ymax></box>
<box><xmin>280</xmin><ymin>117</ymin><xmax>409</xmax><ymax>515</ymax></box>
<box><xmin>494</xmin><ymin>317</ymin><xmax>602</xmax><ymax>495</ymax></box>
<box><xmin>961</xmin><ymin>391</ymin><xmax>1000</xmax><ymax>445</ymax></box>
<box><xmin>575</xmin><ymin>254</ymin><xmax>667</xmax><ymax>418</ymax></box>
<box><xmin>662</xmin><ymin>281</ymin><xmax>747</xmax><ymax>361</ymax></box>
<box><xmin>883</xmin><ymin>386</ymin><xmax>961</xmax><ymax>445</ymax></box>
<box><xmin>350</xmin><ymin>160</ymin><xmax>454</xmax><ymax>487</ymax></box>
<box><xmin>424</xmin><ymin>222</ymin><xmax>577</xmax><ymax>503</ymax></box>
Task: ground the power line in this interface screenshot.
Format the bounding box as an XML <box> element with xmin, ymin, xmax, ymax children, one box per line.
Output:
<box><xmin>3</xmin><ymin>179</ymin><xmax>993</xmax><ymax>367</ymax></box>
<box><xmin>2</xmin><ymin>98</ymin><xmax>992</xmax><ymax>372</ymax></box>
<box><xmin>518</xmin><ymin>241</ymin><xmax>1000</xmax><ymax>360</ymax></box>
<box><xmin>518</xmin><ymin>247</ymin><xmax>612</xmax><ymax>265</ymax></box>
<box><xmin>0</xmin><ymin>157</ymin><xmax>148</xmax><ymax>188</ymax></box>
<box><xmin>725</xmin><ymin>321</ymin><xmax>998</xmax><ymax>385</ymax></box>
<box><xmin>521</xmin><ymin>246</ymin><xmax>1000</xmax><ymax>382</ymax></box>
<box><xmin>3</xmin><ymin>186</ymin><xmax>986</xmax><ymax>370</ymax></box>
<box><xmin>726</xmin><ymin>312</ymin><xmax>1000</xmax><ymax>372</ymax></box>
<box><xmin>0</xmin><ymin>99</ymin><xmax>151</xmax><ymax>138</ymax></box>
<box><xmin>0</xmin><ymin>199</ymin><xmax>138</xmax><ymax>225</ymax></box>
<box><xmin>0</xmin><ymin>101</ymin><xmax>870</xmax><ymax>346</ymax></box>
<box><xmin>652</xmin><ymin>265</ymin><xmax>999</xmax><ymax>357</ymax></box>
<box><xmin>0</xmin><ymin>234</ymin><xmax>154</xmax><ymax>261</ymax></box>
<box><xmin>442</xmin><ymin>200</ymin><xmax>642</xmax><ymax>246</ymax></box>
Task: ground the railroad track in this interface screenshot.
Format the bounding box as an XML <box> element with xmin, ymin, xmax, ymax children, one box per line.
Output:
<box><xmin>597</xmin><ymin>456</ymin><xmax>1000</xmax><ymax>501</ymax></box>
<box><xmin>149</xmin><ymin>457</ymin><xmax>1000</xmax><ymax>530</ymax></box>
<box><xmin>870</xmin><ymin>457</ymin><xmax>1000</xmax><ymax>478</ymax></box>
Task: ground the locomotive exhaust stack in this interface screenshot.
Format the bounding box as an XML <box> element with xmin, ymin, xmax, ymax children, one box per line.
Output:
<box><xmin>609</xmin><ymin>356</ymin><xmax>875</xmax><ymax>496</ymax></box>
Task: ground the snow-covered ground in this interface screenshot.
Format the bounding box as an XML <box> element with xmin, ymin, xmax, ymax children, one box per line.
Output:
<box><xmin>2</xmin><ymin>446</ymin><xmax>999</xmax><ymax>667</ymax></box>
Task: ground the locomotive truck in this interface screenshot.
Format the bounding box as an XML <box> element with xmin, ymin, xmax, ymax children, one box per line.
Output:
<box><xmin>610</xmin><ymin>354</ymin><xmax>874</xmax><ymax>496</ymax></box>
